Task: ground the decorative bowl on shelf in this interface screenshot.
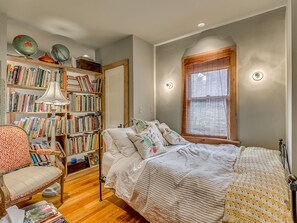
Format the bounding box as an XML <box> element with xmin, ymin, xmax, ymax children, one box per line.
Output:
<box><xmin>12</xmin><ymin>34</ymin><xmax>38</xmax><ymax>57</ymax></box>
<box><xmin>50</xmin><ymin>44</ymin><xmax>70</xmax><ymax>63</ymax></box>
<box><xmin>38</xmin><ymin>53</ymin><xmax>55</xmax><ymax>63</ymax></box>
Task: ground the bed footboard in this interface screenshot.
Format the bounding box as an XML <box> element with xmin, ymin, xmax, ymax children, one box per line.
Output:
<box><xmin>279</xmin><ymin>139</ymin><xmax>297</xmax><ymax>222</ymax></box>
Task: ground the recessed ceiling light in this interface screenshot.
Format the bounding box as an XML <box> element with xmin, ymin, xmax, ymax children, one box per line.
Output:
<box><xmin>197</xmin><ymin>23</ymin><xmax>206</xmax><ymax>28</ymax></box>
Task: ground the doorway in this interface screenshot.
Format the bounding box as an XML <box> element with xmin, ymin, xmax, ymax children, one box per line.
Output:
<box><xmin>102</xmin><ymin>60</ymin><xmax>129</xmax><ymax>129</ymax></box>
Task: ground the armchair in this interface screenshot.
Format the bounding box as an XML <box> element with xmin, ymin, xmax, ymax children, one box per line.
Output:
<box><xmin>0</xmin><ymin>125</ymin><xmax>65</xmax><ymax>215</ymax></box>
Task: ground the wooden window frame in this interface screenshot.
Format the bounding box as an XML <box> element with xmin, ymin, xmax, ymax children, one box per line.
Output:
<box><xmin>181</xmin><ymin>46</ymin><xmax>239</xmax><ymax>145</ymax></box>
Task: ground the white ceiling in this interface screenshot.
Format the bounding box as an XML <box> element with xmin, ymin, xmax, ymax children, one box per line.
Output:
<box><xmin>0</xmin><ymin>0</ymin><xmax>287</xmax><ymax>49</ymax></box>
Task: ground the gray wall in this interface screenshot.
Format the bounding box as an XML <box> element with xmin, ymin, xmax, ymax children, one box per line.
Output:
<box><xmin>96</xmin><ymin>35</ymin><xmax>134</xmax><ymax>120</ymax></box>
<box><xmin>156</xmin><ymin>8</ymin><xmax>286</xmax><ymax>149</ymax></box>
<box><xmin>7</xmin><ymin>18</ymin><xmax>95</xmax><ymax>60</ymax></box>
<box><xmin>133</xmin><ymin>36</ymin><xmax>154</xmax><ymax>120</ymax></box>
<box><xmin>96</xmin><ymin>35</ymin><xmax>154</xmax><ymax>121</ymax></box>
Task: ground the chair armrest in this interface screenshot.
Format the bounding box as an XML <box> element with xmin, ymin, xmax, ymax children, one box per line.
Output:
<box><xmin>0</xmin><ymin>169</ymin><xmax>11</xmax><ymax>203</ymax></box>
<box><xmin>30</xmin><ymin>149</ymin><xmax>62</xmax><ymax>157</ymax></box>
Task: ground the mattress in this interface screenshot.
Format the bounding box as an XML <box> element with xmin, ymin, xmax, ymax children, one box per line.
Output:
<box><xmin>102</xmin><ymin>152</ymin><xmax>117</xmax><ymax>177</ymax></box>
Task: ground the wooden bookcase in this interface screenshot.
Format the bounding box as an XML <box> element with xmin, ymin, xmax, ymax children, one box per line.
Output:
<box><xmin>6</xmin><ymin>55</ymin><xmax>104</xmax><ymax>180</ymax></box>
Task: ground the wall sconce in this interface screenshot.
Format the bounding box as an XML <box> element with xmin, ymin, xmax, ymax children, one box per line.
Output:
<box><xmin>165</xmin><ymin>82</ymin><xmax>174</xmax><ymax>90</ymax></box>
<box><xmin>252</xmin><ymin>71</ymin><xmax>264</xmax><ymax>81</ymax></box>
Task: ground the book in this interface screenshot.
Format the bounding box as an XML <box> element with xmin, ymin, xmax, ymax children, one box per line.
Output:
<box><xmin>66</xmin><ymin>74</ymin><xmax>96</xmax><ymax>92</ymax></box>
<box><xmin>67</xmin><ymin>114</ymin><xmax>101</xmax><ymax>134</ymax></box>
<box><xmin>24</xmin><ymin>201</ymin><xmax>58</xmax><ymax>223</ymax></box>
<box><xmin>6</xmin><ymin>63</ymin><xmax>63</xmax><ymax>88</ymax></box>
<box><xmin>67</xmin><ymin>133</ymin><xmax>99</xmax><ymax>155</ymax></box>
<box><xmin>8</xmin><ymin>92</ymin><xmax>65</xmax><ymax>113</ymax></box>
<box><xmin>69</xmin><ymin>93</ymin><xmax>100</xmax><ymax>112</ymax></box>
<box><xmin>13</xmin><ymin>116</ymin><xmax>66</xmax><ymax>138</ymax></box>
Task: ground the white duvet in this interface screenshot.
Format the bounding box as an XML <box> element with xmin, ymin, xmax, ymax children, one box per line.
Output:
<box><xmin>105</xmin><ymin>143</ymin><xmax>240</xmax><ymax>223</ymax></box>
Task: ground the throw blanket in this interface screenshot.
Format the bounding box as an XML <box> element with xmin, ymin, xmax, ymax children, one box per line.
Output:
<box><xmin>223</xmin><ymin>147</ymin><xmax>293</xmax><ymax>223</ymax></box>
<box><xmin>105</xmin><ymin>144</ymin><xmax>240</xmax><ymax>223</ymax></box>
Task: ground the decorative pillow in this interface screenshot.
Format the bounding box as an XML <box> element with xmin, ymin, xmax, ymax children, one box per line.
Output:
<box><xmin>127</xmin><ymin>132</ymin><xmax>166</xmax><ymax>159</ymax></box>
<box><xmin>107</xmin><ymin>128</ymin><xmax>136</xmax><ymax>157</ymax></box>
<box><xmin>147</xmin><ymin>120</ymin><xmax>169</xmax><ymax>146</ymax></box>
<box><xmin>158</xmin><ymin>123</ymin><xmax>171</xmax><ymax>133</ymax></box>
<box><xmin>163</xmin><ymin>129</ymin><xmax>187</xmax><ymax>145</ymax></box>
<box><xmin>102</xmin><ymin>130</ymin><xmax>120</xmax><ymax>156</ymax></box>
<box><xmin>133</xmin><ymin>118</ymin><xmax>149</xmax><ymax>133</ymax></box>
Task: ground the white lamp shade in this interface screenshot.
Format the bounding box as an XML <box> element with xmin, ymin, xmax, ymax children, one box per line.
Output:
<box><xmin>36</xmin><ymin>81</ymin><xmax>69</xmax><ymax>105</ymax></box>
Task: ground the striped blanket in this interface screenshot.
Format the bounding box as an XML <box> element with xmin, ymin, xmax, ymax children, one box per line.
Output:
<box><xmin>105</xmin><ymin>143</ymin><xmax>240</xmax><ymax>223</ymax></box>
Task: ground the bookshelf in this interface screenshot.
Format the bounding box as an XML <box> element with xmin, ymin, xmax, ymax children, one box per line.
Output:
<box><xmin>6</xmin><ymin>55</ymin><xmax>104</xmax><ymax>180</ymax></box>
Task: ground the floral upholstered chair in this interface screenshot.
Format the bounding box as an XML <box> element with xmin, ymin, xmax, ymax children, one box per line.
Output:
<box><xmin>0</xmin><ymin>125</ymin><xmax>65</xmax><ymax>215</ymax></box>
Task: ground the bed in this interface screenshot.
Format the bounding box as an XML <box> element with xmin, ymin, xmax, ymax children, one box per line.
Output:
<box><xmin>99</xmin><ymin>125</ymin><xmax>295</xmax><ymax>223</ymax></box>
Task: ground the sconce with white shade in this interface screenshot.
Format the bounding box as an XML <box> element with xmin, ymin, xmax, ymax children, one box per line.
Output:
<box><xmin>252</xmin><ymin>71</ymin><xmax>264</xmax><ymax>81</ymax></box>
<box><xmin>36</xmin><ymin>81</ymin><xmax>70</xmax><ymax>161</ymax></box>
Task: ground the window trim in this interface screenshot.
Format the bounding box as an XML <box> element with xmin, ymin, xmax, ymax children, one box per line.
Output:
<box><xmin>181</xmin><ymin>46</ymin><xmax>238</xmax><ymax>144</ymax></box>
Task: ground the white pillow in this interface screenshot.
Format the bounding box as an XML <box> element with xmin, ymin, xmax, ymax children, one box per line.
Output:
<box><xmin>107</xmin><ymin>128</ymin><xmax>136</xmax><ymax>157</ymax></box>
<box><xmin>127</xmin><ymin>131</ymin><xmax>166</xmax><ymax>159</ymax></box>
<box><xmin>147</xmin><ymin>120</ymin><xmax>169</xmax><ymax>146</ymax></box>
<box><xmin>101</xmin><ymin>130</ymin><xmax>120</xmax><ymax>156</ymax></box>
<box><xmin>163</xmin><ymin>129</ymin><xmax>187</xmax><ymax>145</ymax></box>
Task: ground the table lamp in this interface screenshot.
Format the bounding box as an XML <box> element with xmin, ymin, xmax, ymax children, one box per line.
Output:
<box><xmin>36</xmin><ymin>81</ymin><xmax>69</xmax><ymax>161</ymax></box>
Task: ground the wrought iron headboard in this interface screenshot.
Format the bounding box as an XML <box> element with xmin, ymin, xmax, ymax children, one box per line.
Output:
<box><xmin>279</xmin><ymin>139</ymin><xmax>297</xmax><ymax>222</ymax></box>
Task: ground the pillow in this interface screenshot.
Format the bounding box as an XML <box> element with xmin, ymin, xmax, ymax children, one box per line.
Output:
<box><xmin>101</xmin><ymin>130</ymin><xmax>120</xmax><ymax>156</ymax></box>
<box><xmin>128</xmin><ymin>132</ymin><xmax>166</xmax><ymax>159</ymax></box>
<box><xmin>158</xmin><ymin>123</ymin><xmax>171</xmax><ymax>133</ymax></box>
<box><xmin>107</xmin><ymin>128</ymin><xmax>136</xmax><ymax>157</ymax></box>
<box><xmin>163</xmin><ymin>129</ymin><xmax>187</xmax><ymax>145</ymax></box>
<box><xmin>147</xmin><ymin>120</ymin><xmax>169</xmax><ymax>146</ymax></box>
<box><xmin>133</xmin><ymin>118</ymin><xmax>149</xmax><ymax>133</ymax></box>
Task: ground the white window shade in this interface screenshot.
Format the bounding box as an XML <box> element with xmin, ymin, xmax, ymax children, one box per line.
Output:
<box><xmin>184</xmin><ymin>57</ymin><xmax>230</xmax><ymax>137</ymax></box>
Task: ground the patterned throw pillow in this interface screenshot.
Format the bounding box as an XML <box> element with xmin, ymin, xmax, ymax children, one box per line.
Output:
<box><xmin>163</xmin><ymin>129</ymin><xmax>187</xmax><ymax>145</ymax></box>
<box><xmin>147</xmin><ymin>120</ymin><xmax>169</xmax><ymax>146</ymax></box>
<box><xmin>127</xmin><ymin>130</ymin><xmax>166</xmax><ymax>159</ymax></box>
<box><xmin>133</xmin><ymin>119</ymin><xmax>149</xmax><ymax>133</ymax></box>
<box><xmin>157</xmin><ymin>123</ymin><xmax>171</xmax><ymax>133</ymax></box>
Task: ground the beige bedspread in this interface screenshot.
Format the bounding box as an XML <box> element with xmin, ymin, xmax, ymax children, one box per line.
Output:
<box><xmin>223</xmin><ymin>147</ymin><xmax>293</xmax><ymax>223</ymax></box>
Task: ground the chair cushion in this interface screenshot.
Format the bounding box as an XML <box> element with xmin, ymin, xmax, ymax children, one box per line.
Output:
<box><xmin>3</xmin><ymin>166</ymin><xmax>62</xmax><ymax>201</ymax></box>
<box><xmin>0</xmin><ymin>126</ymin><xmax>32</xmax><ymax>172</ymax></box>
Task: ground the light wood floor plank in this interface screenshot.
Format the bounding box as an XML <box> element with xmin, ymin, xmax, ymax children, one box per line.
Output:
<box><xmin>19</xmin><ymin>171</ymin><xmax>148</xmax><ymax>223</ymax></box>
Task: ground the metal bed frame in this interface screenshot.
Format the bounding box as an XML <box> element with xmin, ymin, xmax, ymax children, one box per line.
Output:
<box><xmin>279</xmin><ymin>139</ymin><xmax>297</xmax><ymax>222</ymax></box>
<box><xmin>98</xmin><ymin>138</ymin><xmax>297</xmax><ymax>221</ymax></box>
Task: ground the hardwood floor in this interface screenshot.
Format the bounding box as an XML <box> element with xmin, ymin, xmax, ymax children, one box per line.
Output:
<box><xmin>19</xmin><ymin>171</ymin><xmax>148</xmax><ymax>223</ymax></box>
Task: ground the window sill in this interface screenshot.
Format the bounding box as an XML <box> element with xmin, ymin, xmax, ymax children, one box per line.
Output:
<box><xmin>182</xmin><ymin>135</ymin><xmax>240</xmax><ymax>146</ymax></box>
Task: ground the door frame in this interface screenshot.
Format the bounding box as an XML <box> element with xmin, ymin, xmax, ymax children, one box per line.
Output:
<box><xmin>102</xmin><ymin>59</ymin><xmax>129</xmax><ymax>129</ymax></box>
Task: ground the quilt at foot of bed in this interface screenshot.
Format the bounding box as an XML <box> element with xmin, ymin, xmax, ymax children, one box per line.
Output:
<box><xmin>223</xmin><ymin>147</ymin><xmax>293</xmax><ymax>223</ymax></box>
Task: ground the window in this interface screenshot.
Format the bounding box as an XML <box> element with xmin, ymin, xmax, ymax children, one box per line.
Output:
<box><xmin>182</xmin><ymin>46</ymin><xmax>237</xmax><ymax>144</ymax></box>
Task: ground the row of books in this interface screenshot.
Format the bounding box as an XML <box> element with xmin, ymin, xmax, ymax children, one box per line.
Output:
<box><xmin>92</xmin><ymin>78</ymin><xmax>103</xmax><ymax>93</ymax></box>
<box><xmin>7</xmin><ymin>64</ymin><xmax>63</xmax><ymax>87</ymax></box>
<box><xmin>67</xmin><ymin>114</ymin><xmax>101</xmax><ymax>134</ymax></box>
<box><xmin>8</xmin><ymin>92</ymin><xmax>65</xmax><ymax>113</ymax></box>
<box><xmin>24</xmin><ymin>200</ymin><xmax>67</xmax><ymax>223</ymax></box>
<box><xmin>67</xmin><ymin>133</ymin><xmax>99</xmax><ymax>155</ymax></box>
<box><xmin>69</xmin><ymin>94</ymin><xmax>101</xmax><ymax>112</ymax></box>
<box><xmin>67</xmin><ymin>74</ymin><xmax>96</xmax><ymax>92</ymax></box>
<box><xmin>13</xmin><ymin>116</ymin><xmax>66</xmax><ymax>138</ymax></box>
<box><xmin>30</xmin><ymin>141</ymin><xmax>66</xmax><ymax>164</ymax></box>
